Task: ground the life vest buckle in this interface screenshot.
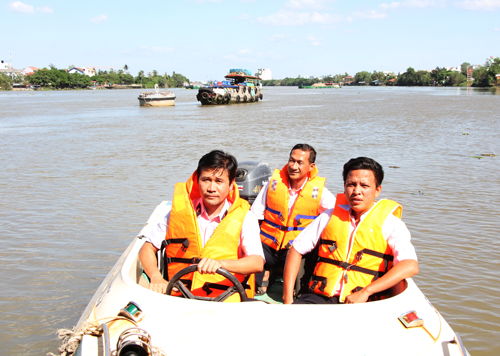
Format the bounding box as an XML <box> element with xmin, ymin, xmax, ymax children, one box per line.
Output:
<box><xmin>356</xmin><ymin>250</ymin><xmax>364</xmax><ymax>261</ymax></box>
<box><xmin>202</xmin><ymin>283</ymin><xmax>213</xmax><ymax>296</ymax></box>
<box><xmin>343</xmin><ymin>272</ymin><xmax>348</xmax><ymax>283</ymax></box>
<box><xmin>309</xmin><ymin>280</ymin><xmax>318</xmax><ymax>292</ymax></box>
<box><xmin>328</xmin><ymin>242</ymin><xmax>337</xmax><ymax>253</ymax></box>
<box><xmin>181</xmin><ymin>239</ymin><xmax>190</xmax><ymax>252</ymax></box>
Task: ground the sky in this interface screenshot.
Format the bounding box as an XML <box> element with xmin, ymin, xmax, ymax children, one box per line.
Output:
<box><xmin>1</xmin><ymin>0</ymin><xmax>499</xmax><ymax>81</ymax></box>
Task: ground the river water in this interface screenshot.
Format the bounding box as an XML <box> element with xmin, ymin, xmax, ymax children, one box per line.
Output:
<box><xmin>1</xmin><ymin>86</ymin><xmax>499</xmax><ymax>355</ymax></box>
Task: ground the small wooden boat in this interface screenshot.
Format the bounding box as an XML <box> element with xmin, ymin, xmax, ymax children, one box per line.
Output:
<box><xmin>138</xmin><ymin>84</ymin><xmax>175</xmax><ymax>107</ymax></box>
<box><xmin>196</xmin><ymin>69</ymin><xmax>263</xmax><ymax>105</ymax></box>
<box><xmin>68</xmin><ymin>200</ymin><xmax>470</xmax><ymax>356</ymax></box>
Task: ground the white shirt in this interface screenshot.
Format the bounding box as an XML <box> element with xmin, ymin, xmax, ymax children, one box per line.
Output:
<box><xmin>250</xmin><ymin>178</ymin><xmax>337</xmax><ymax>219</ymax></box>
<box><xmin>145</xmin><ymin>198</ymin><xmax>265</xmax><ymax>260</ymax></box>
<box><xmin>292</xmin><ymin>201</ymin><xmax>418</xmax><ymax>264</ymax></box>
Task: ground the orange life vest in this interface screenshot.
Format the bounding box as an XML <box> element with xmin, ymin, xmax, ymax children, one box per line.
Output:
<box><xmin>309</xmin><ymin>193</ymin><xmax>402</xmax><ymax>302</ymax></box>
<box><xmin>163</xmin><ymin>171</ymin><xmax>255</xmax><ymax>302</ymax></box>
<box><xmin>260</xmin><ymin>165</ymin><xmax>325</xmax><ymax>251</ymax></box>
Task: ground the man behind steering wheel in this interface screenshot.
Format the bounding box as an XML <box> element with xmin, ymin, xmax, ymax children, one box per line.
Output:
<box><xmin>139</xmin><ymin>150</ymin><xmax>265</xmax><ymax>302</ymax></box>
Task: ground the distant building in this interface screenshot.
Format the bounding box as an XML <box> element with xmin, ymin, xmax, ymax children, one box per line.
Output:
<box><xmin>256</xmin><ymin>68</ymin><xmax>272</xmax><ymax>80</ymax></box>
<box><xmin>0</xmin><ymin>60</ymin><xmax>11</xmax><ymax>70</ymax></box>
<box><xmin>343</xmin><ymin>76</ymin><xmax>354</xmax><ymax>85</ymax></box>
<box><xmin>68</xmin><ymin>67</ymin><xmax>96</xmax><ymax>76</ymax></box>
<box><xmin>0</xmin><ymin>60</ymin><xmax>22</xmax><ymax>78</ymax></box>
<box><xmin>68</xmin><ymin>67</ymin><xmax>85</xmax><ymax>75</ymax></box>
<box><xmin>81</xmin><ymin>67</ymin><xmax>96</xmax><ymax>76</ymax></box>
<box><xmin>382</xmin><ymin>71</ymin><xmax>395</xmax><ymax>76</ymax></box>
<box><xmin>485</xmin><ymin>56</ymin><xmax>496</xmax><ymax>67</ymax></box>
<box><xmin>23</xmin><ymin>66</ymin><xmax>39</xmax><ymax>76</ymax></box>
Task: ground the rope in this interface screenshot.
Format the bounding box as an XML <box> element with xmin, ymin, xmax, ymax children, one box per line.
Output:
<box><xmin>46</xmin><ymin>316</ymin><xmax>165</xmax><ymax>356</ymax></box>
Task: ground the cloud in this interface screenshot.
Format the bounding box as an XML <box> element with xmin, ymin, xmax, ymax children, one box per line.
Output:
<box><xmin>378</xmin><ymin>0</ymin><xmax>446</xmax><ymax>11</ymax></box>
<box><xmin>284</xmin><ymin>0</ymin><xmax>334</xmax><ymax>10</ymax></box>
<box><xmin>235</xmin><ymin>13</ymin><xmax>252</xmax><ymax>20</ymax></box>
<box><xmin>404</xmin><ymin>0</ymin><xmax>446</xmax><ymax>8</ymax></box>
<box><xmin>90</xmin><ymin>14</ymin><xmax>108</xmax><ymax>24</ymax></box>
<box><xmin>379</xmin><ymin>2</ymin><xmax>401</xmax><ymax>10</ymax></box>
<box><xmin>353</xmin><ymin>9</ymin><xmax>388</xmax><ymax>19</ymax></box>
<box><xmin>151</xmin><ymin>46</ymin><xmax>174</xmax><ymax>53</ymax></box>
<box><xmin>269</xmin><ymin>33</ymin><xmax>288</xmax><ymax>41</ymax></box>
<box><xmin>258</xmin><ymin>10</ymin><xmax>344</xmax><ymax>26</ymax></box>
<box><xmin>37</xmin><ymin>5</ymin><xmax>52</xmax><ymax>13</ymax></box>
<box><xmin>495</xmin><ymin>27</ymin><xmax>500</xmax><ymax>30</ymax></box>
<box><xmin>6</xmin><ymin>1</ymin><xmax>34</xmax><ymax>13</ymax></box>
<box><xmin>305</xmin><ymin>34</ymin><xmax>321</xmax><ymax>46</ymax></box>
<box><xmin>238</xmin><ymin>49</ymin><xmax>252</xmax><ymax>54</ymax></box>
<box><xmin>457</xmin><ymin>0</ymin><xmax>500</xmax><ymax>10</ymax></box>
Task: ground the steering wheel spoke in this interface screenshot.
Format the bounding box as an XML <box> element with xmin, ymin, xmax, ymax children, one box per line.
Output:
<box><xmin>175</xmin><ymin>281</ymin><xmax>196</xmax><ymax>299</ymax></box>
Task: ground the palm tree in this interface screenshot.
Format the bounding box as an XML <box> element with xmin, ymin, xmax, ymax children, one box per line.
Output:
<box><xmin>124</xmin><ymin>64</ymin><xmax>129</xmax><ymax>73</ymax></box>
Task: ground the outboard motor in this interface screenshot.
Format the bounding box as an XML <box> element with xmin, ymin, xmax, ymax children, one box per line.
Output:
<box><xmin>235</xmin><ymin>161</ymin><xmax>272</xmax><ymax>204</ymax></box>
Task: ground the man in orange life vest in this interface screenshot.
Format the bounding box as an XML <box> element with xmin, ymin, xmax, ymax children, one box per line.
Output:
<box><xmin>139</xmin><ymin>150</ymin><xmax>264</xmax><ymax>301</ymax></box>
<box><xmin>283</xmin><ymin>157</ymin><xmax>419</xmax><ymax>304</ymax></box>
<box><xmin>251</xmin><ymin>144</ymin><xmax>336</xmax><ymax>299</ymax></box>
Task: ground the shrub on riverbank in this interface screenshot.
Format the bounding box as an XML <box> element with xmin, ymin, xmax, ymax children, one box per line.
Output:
<box><xmin>0</xmin><ymin>74</ymin><xmax>12</xmax><ymax>90</ymax></box>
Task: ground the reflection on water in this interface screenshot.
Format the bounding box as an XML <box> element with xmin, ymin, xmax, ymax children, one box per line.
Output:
<box><xmin>0</xmin><ymin>86</ymin><xmax>499</xmax><ymax>355</ymax></box>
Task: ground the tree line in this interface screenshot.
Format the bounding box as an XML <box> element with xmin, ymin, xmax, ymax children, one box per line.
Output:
<box><xmin>0</xmin><ymin>64</ymin><xmax>190</xmax><ymax>90</ymax></box>
<box><xmin>262</xmin><ymin>58</ymin><xmax>500</xmax><ymax>87</ymax></box>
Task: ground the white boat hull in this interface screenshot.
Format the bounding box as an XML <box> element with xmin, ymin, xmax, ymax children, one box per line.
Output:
<box><xmin>74</xmin><ymin>201</ymin><xmax>469</xmax><ymax>356</ymax></box>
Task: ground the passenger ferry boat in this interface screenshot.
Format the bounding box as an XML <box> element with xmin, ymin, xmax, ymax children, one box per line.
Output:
<box><xmin>196</xmin><ymin>69</ymin><xmax>263</xmax><ymax>105</ymax></box>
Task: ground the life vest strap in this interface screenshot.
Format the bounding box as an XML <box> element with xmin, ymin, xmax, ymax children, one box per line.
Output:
<box><xmin>263</xmin><ymin>219</ymin><xmax>305</xmax><ymax>231</ymax></box>
<box><xmin>317</xmin><ymin>257</ymin><xmax>384</xmax><ymax>277</ymax></box>
<box><xmin>265</xmin><ymin>206</ymin><xmax>283</xmax><ymax>221</ymax></box>
<box><xmin>356</xmin><ymin>248</ymin><xmax>394</xmax><ymax>262</ymax></box>
<box><xmin>166</xmin><ymin>257</ymin><xmax>202</xmax><ymax>265</ymax></box>
<box><xmin>310</xmin><ymin>275</ymin><xmax>328</xmax><ymax>293</ymax></box>
<box><xmin>161</xmin><ymin>238</ymin><xmax>190</xmax><ymax>252</ymax></box>
<box><xmin>260</xmin><ymin>230</ymin><xmax>279</xmax><ymax>246</ymax></box>
<box><xmin>201</xmin><ymin>274</ymin><xmax>252</xmax><ymax>296</ymax></box>
<box><xmin>294</xmin><ymin>214</ymin><xmax>318</xmax><ymax>222</ymax></box>
<box><xmin>319</xmin><ymin>239</ymin><xmax>337</xmax><ymax>253</ymax></box>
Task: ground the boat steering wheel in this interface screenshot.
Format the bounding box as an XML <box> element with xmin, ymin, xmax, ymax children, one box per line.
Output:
<box><xmin>165</xmin><ymin>264</ymin><xmax>248</xmax><ymax>302</ymax></box>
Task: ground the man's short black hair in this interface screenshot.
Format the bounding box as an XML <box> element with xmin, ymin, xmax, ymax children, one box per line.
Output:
<box><xmin>197</xmin><ymin>150</ymin><xmax>238</xmax><ymax>182</ymax></box>
<box><xmin>290</xmin><ymin>143</ymin><xmax>317</xmax><ymax>164</ymax></box>
<box><xmin>342</xmin><ymin>157</ymin><xmax>384</xmax><ymax>187</ymax></box>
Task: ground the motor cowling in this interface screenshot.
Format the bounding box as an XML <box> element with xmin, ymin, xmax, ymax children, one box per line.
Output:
<box><xmin>235</xmin><ymin>161</ymin><xmax>272</xmax><ymax>205</ymax></box>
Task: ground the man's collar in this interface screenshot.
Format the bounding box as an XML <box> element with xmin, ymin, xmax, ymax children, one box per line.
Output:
<box><xmin>193</xmin><ymin>197</ymin><xmax>230</xmax><ymax>221</ymax></box>
<box><xmin>289</xmin><ymin>176</ymin><xmax>309</xmax><ymax>193</ymax></box>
